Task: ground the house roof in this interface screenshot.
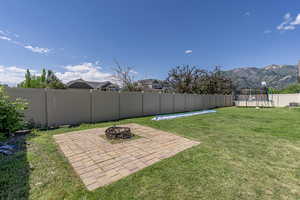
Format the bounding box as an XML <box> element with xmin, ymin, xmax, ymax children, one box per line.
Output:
<box><xmin>67</xmin><ymin>79</ymin><xmax>114</xmax><ymax>89</ymax></box>
<box><xmin>137</xmin><ymin>79</ymin><xmax>159</xmax><ymax>85</ymax></box>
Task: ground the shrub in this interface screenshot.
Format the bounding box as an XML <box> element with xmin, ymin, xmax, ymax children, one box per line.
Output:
<box><xmin>278</xmin><ymin>84</ymin><xmax>300</xmax><ymax>94</ymax></box>
<box><xmin>0</xmin><ymin>86</ymin><xmax>28</xmax><ymax>137</ymax></box>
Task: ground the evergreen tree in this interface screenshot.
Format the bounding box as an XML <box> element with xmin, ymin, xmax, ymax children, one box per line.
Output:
<box><xmin>18</xmin><ymin>68</ymin><xmax>66</xmax><ymax>89</ymax></box>
<box><xmin>41</xmin><ymin>68</ymin><xmax>46</xmax><ymax>83</ymax></box>
<box><xmin>24</xmin><ymin>69</ymin><xmax>31</xmax><ymax>88</ymax></box>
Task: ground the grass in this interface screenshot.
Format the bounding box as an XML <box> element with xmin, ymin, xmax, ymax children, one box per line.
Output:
<box><xmin>1</xmin><ymin>107</ymin><xmax>300</xmax><ymax>200</ymax></box>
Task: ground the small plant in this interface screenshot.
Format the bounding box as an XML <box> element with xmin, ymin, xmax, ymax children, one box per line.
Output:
<box><xmin>0</xmin><ymin>86</ymin><xmax>28</xmax><ymax>138</ymax></box>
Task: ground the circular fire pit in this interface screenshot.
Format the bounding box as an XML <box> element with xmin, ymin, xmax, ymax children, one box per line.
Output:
<box><xmin>105</xmin><ymin>126</ymin><xmax>134</xmax><ymax>140</ymax></box>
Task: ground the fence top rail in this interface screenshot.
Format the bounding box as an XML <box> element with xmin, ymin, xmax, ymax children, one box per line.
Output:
<box><xmin>5</xmin><ymin>87</ymin><xmax>233</xmax><ymax>96</ymax></box>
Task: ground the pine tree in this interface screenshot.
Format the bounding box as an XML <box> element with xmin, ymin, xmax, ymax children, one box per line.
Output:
<box><xmin>41</xmin><ymin>68</ymin><xmax>46</xmax><ymax>83</ymax></box>
<box><xmin>24</xmin><ymin>69</ymin><xmax>31</xmax><ymax>88</ymax></box>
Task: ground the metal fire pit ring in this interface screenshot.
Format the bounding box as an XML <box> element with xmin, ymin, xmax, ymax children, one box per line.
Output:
<box><xmin>105</xmin><ymin>126</ymin><xmax>134</xmax><ymax>140</ymax></box>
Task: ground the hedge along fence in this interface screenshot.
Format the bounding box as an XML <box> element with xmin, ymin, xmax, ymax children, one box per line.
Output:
<box><xmin>5</xmin><ymin>87</ymin><xmax>233</xmax><ymax>127</ymax></box>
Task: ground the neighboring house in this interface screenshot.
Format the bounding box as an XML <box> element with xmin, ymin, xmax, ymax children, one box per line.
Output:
<box><xmin>137</xmin><ymin>79</ymin><xmax>161</xmax><ymax>90</ymax></box>
<box><xmin>137</xmin><ymin>79</ymin><xmax>173</xmax><ymax>92</ymax></box>
<box><xmin>67</xmin><ymin>79</ymin><xmax>119</xmax><ymax>91</ymax></box>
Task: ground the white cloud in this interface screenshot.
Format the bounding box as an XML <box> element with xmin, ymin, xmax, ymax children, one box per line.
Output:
<box><xmin>263</xmin><ymin>30</ymin><xmax>272</xmax><ymax>34</ymax></box>
<box><xmin>0</xmin><ymin>62</ymin><xmax>116</xmax><ymax>86</ymax></box>
<box><xmin>291</xmin><ymin>14</ymin><xmax>300</xmax><ymax>25</ymax></box>
<box><xmin>0</xmin><ymin>30</ymin><xmax>9</xmax><ymax>36</ymax></box>
<box><xmin>64</xmin><ymin>62</ymin><xmax>97</xmax><ymax>72</ymax></box>
<box><xmin>56</xmin><ymin>62</ymin><xmax>113</xmax><ymax>83</ymax></box>
<box><xmin>244</xmin><ymin>12</ymin><xmax>251</xmax><ymax>16</ymax></box>
<box><xmin>0</xmin><ymin>30</ymin><xmax>51</xmax><ymax>54</ymax></box>
<box><xmin>277</xmin><ymin>12</ymin><xmax>300</xmax><ymax>31</ymax></box>
<box><xmin>129</xmin><ymin>69</ymin><xmax>138</xmax><ymax>75</ymax></box>
<box><xmin>284</xmin><ymin>13</ymin><xmax>291</xmax><ymax>20</ymax></box>
<box><xmin>185</xmin><ymin>50</ymin><xmax>193</xmax><ymax>54</ymax></box>
<box><xmin>6</xmin><ymin>66</ymin><xmax>27</xmax><ymax>73</ymax></box>
<box><xmin>0</xmin><ymin>35</ymin><xmax>11</xmax><ymax>41</ymax></box>
<box><xmin>282</xmin><ymin>25</ymin><xmax>295</xmax><ymax>30</ymax></box>
<box><xmin>24</xmin><ymin>45</ymin><xmax>50</xmax><ymax>54</ymax></box>
<box><xmin>277</xmin><ymin>13</ymin><xmax>292</xmax><ymax>30</ymax></box>
<box><xmin>0</xmin><ymin>65</ymin><xmax>33</xmax><ymax>86</ymax></box>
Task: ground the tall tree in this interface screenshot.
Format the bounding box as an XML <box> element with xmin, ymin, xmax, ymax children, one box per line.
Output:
<box><xmin>41</xmin><ymin>68</ymin><xmax>46</xmax><ymax>83</ymax></box>
<box><xmin>167</xmin><ymin>65</ymin><xmax>207</xmax><ymax>94</ymax></box>
<box><xmin>166</xmin><ymin>65</ymin><xmax>232</xmax><ymax>94</ymax></box>
<box><xmin>112</xmin><ymin>60</ymin><xmax>140</xmax><ymax>91</ymax></box>
<box><xmin>24</xmin><ymin>69</ymin><xmax>31</xmax><ymax>88</ymax></box>
<box><xmin>18</xmin><ymin>69</ymin><xmax>66</xmax><ymax>89</ymax></box>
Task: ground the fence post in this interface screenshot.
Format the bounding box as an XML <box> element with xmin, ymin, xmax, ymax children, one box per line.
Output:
<box><xmin>184</xmin><ymin>93</ymin><xmax>187</xmax><ymax>111</ymax></box>
<box><xmin>172</xmin><ymin>92</ymin><xmax>175</xmax><ymax>113</ymax></box>
<box><xmin>194</xmin><ymin>93</ymin><xmax>197</xmax><ymax>110</ymax></box>
<box><xmin>118</xmin><ymin>91</ymin><xmax>121</xmax><ymax>120</ymax></box>
<box><xmin>141</xmin><ymin>91</ymin><xmax>144</xmax><ymax>116</ymax></box>
<box><xmin>89</xmin><ymin>89</ymin><xmax>93</xmax><ymax>123</ymax></box>
<box><xmin>215</xmin><ymin>94</ymin><xmax>217</xmax><ymax>108</ymax></box>
<box><xmin>159</xmin><ymin>92</ymin><xmax>162</xmax><ymax>114</ymax></box>
<box><xmin>44</xmin><ymin>88</ymin><xmax>48</xmax><ymax>128</ymax></box>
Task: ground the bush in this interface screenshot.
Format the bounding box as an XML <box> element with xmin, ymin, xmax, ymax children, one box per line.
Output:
<box><xmin>278</xmin><ymin>84</ymin><xmax>300</xmax><ymax>94</ymax></box>
<box><xmin>0</xmin><ymin>86</ymin><xmax>28</xmax><ymax>137</ymax></box>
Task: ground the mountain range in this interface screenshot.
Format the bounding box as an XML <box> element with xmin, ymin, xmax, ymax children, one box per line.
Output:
<box><xmin>223</xmin><ymin>64</ymin><xmax>298</xmax><ymax>90</ymax></box>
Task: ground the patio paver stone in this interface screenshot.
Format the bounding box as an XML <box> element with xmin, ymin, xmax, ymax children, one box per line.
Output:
<box><xmin>54</xmin><ymin>123</ymin><xmax>200</xmax><ymax>191</ymax></box>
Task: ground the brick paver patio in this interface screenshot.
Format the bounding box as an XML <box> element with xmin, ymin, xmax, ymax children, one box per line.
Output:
<box><xmin>54</xmin><ymin>123</ymin><xmax>200</xmax><ymax>190</ymax></box>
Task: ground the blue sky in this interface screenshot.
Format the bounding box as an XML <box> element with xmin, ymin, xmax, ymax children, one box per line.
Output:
<box><xmin>1</xmin><ymin>0</ymin><xmax>300</xmax><ymax>85</ymax></box>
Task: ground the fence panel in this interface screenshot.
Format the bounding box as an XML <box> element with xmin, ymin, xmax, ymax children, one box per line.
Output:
<box><xmin>214</xmin><ymin>95</ymin><xmax>220</xmax><ymax>107</ymax></box>
<box><xmin>273</xmin><ymin>94</ymin><xmax>300</xmax><ymax>107</ymax></box>
<box><xmin>160</xmin><ymin>93</ymin><xmax>174</xmax><ymax>114</ymax></box>
<box><xmin>119</xmin><ymin>92</ymin><xmax>143</xmax><ymax>118</ymax></box>
<box><xmin>219</xmin><ymin>95</ymin><xmax>225</xmax><ymax>107</ymax></box>
<box><xmin>185</xmin><ymin>94</ymin><xmax>194</xmax><ymax>111</ymax></box>
<box><xmin>235</xmin><ymin>94</ymin><xmax>300</xmax><ymax>107</ymax></box>
<box><xmin>47</xmin><ymin>89</ymin><xmax>91</xmax><ymax>126</ymax></box>
<box><xmin>192</xmin><ymin>94</ymin><xmax>200</xmax><ymax>110</ymax></box>
<box><xmin>223</xmin><ymin>95</ymin><xmax>227</xmax><ymax>107</ymax></box>
<box><xmin>174</xmin><ymin>93</ymin><xmax>186</xmax><ymax>112</ymax></box>
<box><xmin>229</xmin><ymin>95</ymin><xmax>233</xmax><ymax>106</ymax></box>
<box><xmin>5</xmin><ymin>87</ymin><xmax>233</xmax><ymax>127</ymax></box>
<box><xmin>224</xmin><ymin>95</ymin><xmax>230</xmax><ymax>106</ymax></box>
<box><xmin>216</xmin><ymin>95</ymin><xmax>223</xmax><ymax>107</ymax></box>
<box><xmin>201</xmin><ymin>95</ymin><xmax>208</xmax><ymax>109</ymax></box>
<box><xmin>207</xmin><ymin>95</ymin><xmax>213</xmax><ymax>109</ymax></box>
<box><xmin>6</xmin><ymin>87</ymin><xmax>47</xmax><ymax>127</ymax></box>
<box><xmin>143</xmin><ymin>92</ymin><xmax>160</xmax><ymax>116</ymax></box>
<box><xmin>197</xmin><ymin>95</ymin><xmax>204</xmax><ymax>110</ymax></box>
<box><xmin>92</xmin><ymin>91</ymin><xmax>119</xmax><ymax>122</ymax></box>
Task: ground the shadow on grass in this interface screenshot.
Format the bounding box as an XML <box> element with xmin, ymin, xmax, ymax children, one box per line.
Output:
<box><xmin>0</xmin><ymin>135</ymin><xmax>31</xmax><ymax>199</ymax></box>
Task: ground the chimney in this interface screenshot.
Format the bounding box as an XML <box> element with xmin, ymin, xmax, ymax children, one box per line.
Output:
<box><xmin>298</xmin><ymin>61</ymin><xmax>300</xmax><ymax>83</ymax></box>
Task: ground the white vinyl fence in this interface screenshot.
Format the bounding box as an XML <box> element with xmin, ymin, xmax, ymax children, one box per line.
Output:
<box><xmin>6</xmin><ymin>87</ymin><xmax>233</xmax><ymax>127</ymax></box>
<box><xmin>235</xmin><ymin>94</ymin><xmax>300</xmax><ymax>107</ymax></box>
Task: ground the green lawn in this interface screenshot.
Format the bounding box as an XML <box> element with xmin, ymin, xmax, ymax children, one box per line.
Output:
<box><xmin>1</xmin><ymin>107</ymin><xmax>300</xmax><ymax>200</ymax></box>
